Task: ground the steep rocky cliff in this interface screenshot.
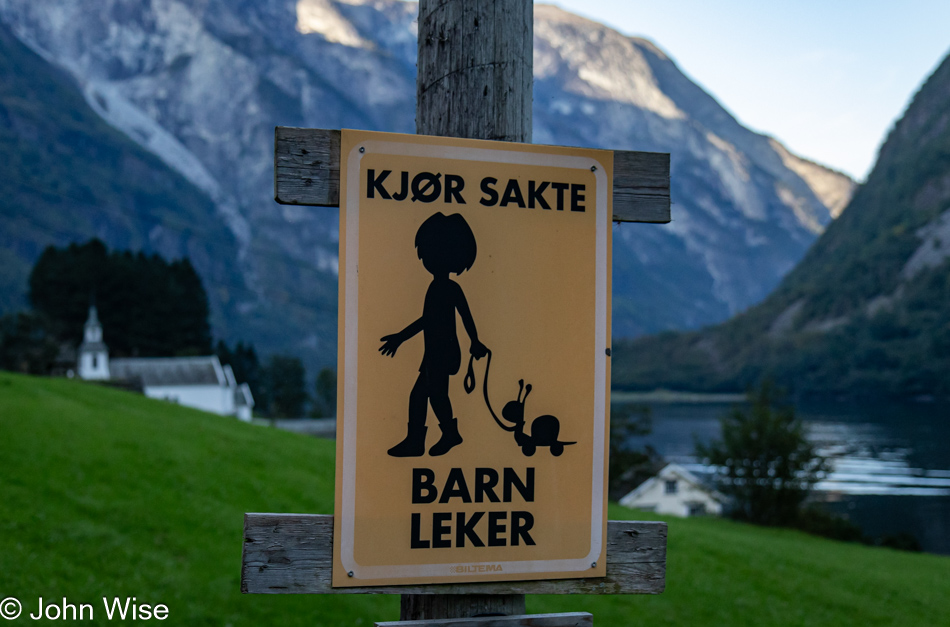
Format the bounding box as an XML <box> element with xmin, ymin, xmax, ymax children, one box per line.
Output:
<box><xmin>613</xmin><ymin>52</ymin><xmax>950</xmax><ymax>397</ymax></box>
<box><xmin>0</xmin><ymin>0</ymin><xmax>852</xmax><ymax>368</ymax></box>
<box><xmin>0</xmin><ymin>21</ymin><xmax>247</xmax><ymax>340</ymax></box>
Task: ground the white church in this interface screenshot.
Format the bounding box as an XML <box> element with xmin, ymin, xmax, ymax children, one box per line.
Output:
<box><xmin>77</xmin><ymin>306</ymin><xmax>254</xmax><ymax>421</ymax></box>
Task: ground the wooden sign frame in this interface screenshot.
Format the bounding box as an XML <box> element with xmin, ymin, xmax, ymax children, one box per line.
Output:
<box><xmin>273</xmin><ymin>128</ymin><xmax>670</xmax><ymax>224</ymax></box>
<box><xmin>255</xmin><ymin>127</ymin><xmax>671</xmax><ymax>619</ymax></box>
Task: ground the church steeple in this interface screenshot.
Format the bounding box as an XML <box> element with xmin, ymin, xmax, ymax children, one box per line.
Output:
<box><xmin>78</xmin><ymin>305</ymin><xmax>110</xmax><ymax>380</ymax></box>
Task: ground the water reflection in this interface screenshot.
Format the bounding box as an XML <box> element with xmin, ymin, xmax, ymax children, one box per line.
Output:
<box><xmin>809</xmin><ymin>422</ymin><xmax>950</xmax><ymax>497</ymax></box>
<box><xmin>614</xmin><ymin>398</ymin><xmax>950</xmax><ymax>553</ymax></box>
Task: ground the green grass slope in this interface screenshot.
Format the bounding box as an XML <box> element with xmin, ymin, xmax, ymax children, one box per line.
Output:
<box><xmin>1</xmin><ymin>372</ymin><xmax>948</xmax><ymax>625</ymax></box>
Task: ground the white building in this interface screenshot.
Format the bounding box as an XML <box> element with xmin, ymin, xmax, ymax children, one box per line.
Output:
<box><xmin>619</xmin><ymin>463</ymin><xmax>726</xmax><ymax>517</ymax></box>
<box><xmin>233</xmin><ymin>381</ymin><xmax>254</xmax><ymax>422</ymax></box>
<box><xmin>76</xmin><ymin>306</ymin><xmax>254</xmax><ymax>420</ymax></box>
<box><xmin>77</xmin><ymin>306</ymin><xmax>110</xmax><ymax>380</ymax></box>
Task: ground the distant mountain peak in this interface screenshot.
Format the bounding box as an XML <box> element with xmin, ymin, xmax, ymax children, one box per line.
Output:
<box><xmin>768</xmin><ymin>139</ymin><xmax>855</xmax><ymax>219</ymax></box>
<box><xmin>1</xmin><ymin>0</ymin><xmax>852</xmax><ymax>370</ymax></box>
<box><xmin>296</xmin><ymin>0</ymin><xmax>369</xmax><ymax>48</ymax></box>
<box><xmin>534</xmin><ymin>4</ymin><xmax>684</xmax><ymax>119</ymax></box>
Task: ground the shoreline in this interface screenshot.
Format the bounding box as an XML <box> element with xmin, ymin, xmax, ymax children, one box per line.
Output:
<box><xmin>611</xmin><ymin>389</ymin><xmax>746</xmax><ymax>404</ymax></box>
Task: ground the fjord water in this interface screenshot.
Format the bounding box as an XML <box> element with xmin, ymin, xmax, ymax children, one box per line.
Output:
<box><xmin>615</xmin><ymin>399</ymin><xmax>950</xmax><ymax>554</ymax></box>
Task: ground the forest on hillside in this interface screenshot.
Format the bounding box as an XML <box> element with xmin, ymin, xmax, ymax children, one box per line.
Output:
<box><xmin>613</xmin><ymin>53</ymin><xmax>950</xmax><ymax>398</ymax></box>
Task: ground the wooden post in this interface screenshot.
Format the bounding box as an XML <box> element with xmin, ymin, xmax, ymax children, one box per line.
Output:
<box><xmin>255</xmin><ymin>1</ymin><xmax>671</xmax><ymax>623</ymax></box>
<box><xmin>417</xmin><ymin>0</ymin><xmax>533</xmax><ymax>143</ymax></box>
<box><xmin>413</xmin><ymin>3</ymin><xmax>531</xmax><ymax>616</ymax></box>
<box><xmin>401</xmin><ymin>595</ymin><xmax>525</xmax><ymax>621</ymax></box>
<box><xmin>377</xmin><ymin>613</ymin><xmax>593</xmax><ymax>626</ymax></box>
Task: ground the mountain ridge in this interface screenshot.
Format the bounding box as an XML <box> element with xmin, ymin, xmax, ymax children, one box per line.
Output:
<box><xmin>613</xmin><ymin>51</ymin><xmax>950</xmax><ymax>397</ymax></box>
<box><xmin>0</xmin><ymin>0</ymin><xmax>852</xmax><ymax>369</ymax></box>
<box><xmin>0</xmin><ymin>20</ymin><xmax>248</xmax><ymax>342</ymax></box>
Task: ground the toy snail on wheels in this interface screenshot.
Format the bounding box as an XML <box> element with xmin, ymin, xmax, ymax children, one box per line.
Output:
<box><xmin>466</xmin><ymin>350</ymin><xmax>575</xmax><ymax>457</ymax></box>
<box><xmin>504</xmin><ymin>380</ymin><xmax>574</xmax><ymax>457</ymax></box>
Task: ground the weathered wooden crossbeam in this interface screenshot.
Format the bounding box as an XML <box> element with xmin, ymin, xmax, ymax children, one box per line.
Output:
<box><xmin>241</xmin><ymin>514</ymin><xmax>666</xmax><ymax>595</ymax></box>
<box><xmin>274</xmin><ymin>128</ymin><xmax>671</xmax><ymax>224</ymax></box>
<box><xmin>376</xmin><ymin>612</ymin><xmax>593</xmax><ymax>626</ymax></box>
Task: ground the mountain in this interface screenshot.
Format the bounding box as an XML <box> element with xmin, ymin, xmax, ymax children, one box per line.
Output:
<box><xmin>0</xmin><ymin>0</ymin><xmax>852</xmax><ymax>369</ymax></box>
<box><xmin>0</xmin><ymin>21</ymin><xmax>249</xmax><ymax>341</ymax></box>
<box><xmin>613</xmin><ymin>52</ymin><xmax>950</xmax><ymax>397</ymax></box>
<box><xmin>532</xmin><ymin>6</ymin><xmax>852</xmax><ymax>336</ymax></box>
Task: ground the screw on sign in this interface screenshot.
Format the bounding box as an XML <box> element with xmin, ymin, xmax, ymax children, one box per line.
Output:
<box><xmin>332</xmin><ymin>129</ymin><xmax>612</xmax><ymax>587</ymax></box>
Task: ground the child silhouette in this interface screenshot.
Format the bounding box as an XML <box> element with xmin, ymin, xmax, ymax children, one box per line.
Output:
<box><xmin>380</xmin><ymin>212</ymin><xmax>488</xmax><ymax>457</ymax></box>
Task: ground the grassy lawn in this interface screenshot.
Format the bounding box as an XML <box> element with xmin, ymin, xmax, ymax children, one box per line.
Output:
<box><xmin>1</xmin><ymin>371</ymin><xmax>947</xmax><ymax>625</ymax></box>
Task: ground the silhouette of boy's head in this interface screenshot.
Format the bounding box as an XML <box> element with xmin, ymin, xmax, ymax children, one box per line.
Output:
<box><xmin>415</xmin><ymin>212</ymin><xmax>477</xmax><ymax>275</ymax></box>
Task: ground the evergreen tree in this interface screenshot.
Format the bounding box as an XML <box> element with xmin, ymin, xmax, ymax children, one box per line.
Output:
<box><xmin>216</xmin><ymin>340</ymin><xmax>264</xmax><ymax>408</ymax></box>
<box><xmin>264</xmin><ymin>355</ymin><xmax>308</xmax><ymax>418</ymax></box>
<box><xmin>28</xmin><ymin>239</ymin><xmax>211</xmax><ymax>357</ymax></box>
<box><xmin>310</xmin><ymin>367</ymin><xmax>337</xmax><ymax>418</ymax></box>
<box><xmin>696</xmin><ymin>381</ymin><xmax>827</xmax><ymax>526</ymax></box>
<box><xmin>607</xmin><ymin>404</ymin><xmax>657</xmax><ymax>500</ymax></box>
<box><xmin>28</xmin><ymin>239</ymin><xmax>109</xmax><ymax>340</ymax></box>
<box><xmin>0</xmin><ymin>312</ymin><xmax>59</xmax><ymax>375</ymax></box>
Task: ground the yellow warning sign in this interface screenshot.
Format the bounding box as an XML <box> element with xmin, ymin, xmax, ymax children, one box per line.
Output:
<box><xmin>332</xmin><ymin>129</ymin><xmax>612</xmax><ymax>586</ymax></box>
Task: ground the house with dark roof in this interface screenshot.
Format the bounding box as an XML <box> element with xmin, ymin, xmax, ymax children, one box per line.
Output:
<box><xmin>77</xmin><ymin>307</ymin><xmax>254</xmax><ymax>420</ymax></box>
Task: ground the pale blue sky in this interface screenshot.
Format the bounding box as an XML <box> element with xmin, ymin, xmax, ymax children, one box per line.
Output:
<box><xmin>548</xmin><ymin>0</ymin><xmax>950</xmax><ymax>180</ymax></box>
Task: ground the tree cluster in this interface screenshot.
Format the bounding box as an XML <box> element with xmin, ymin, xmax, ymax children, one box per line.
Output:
<box><xmin>697</xmin><ymin>381</ymin><xmax>827</xmax><ymax>526</ymax></box>
<box><xmin>311</xmin><ymin>367</ymin><xmax>337</xmax><ymax>418</ymax></box>
<box><xmin>9</xmin><ymin>239</ymin><xmax>339</xmax><ymax>421</ymax></box>
<box><xmin>0</xmin><ymin>311</ymin><xmax>59</xmax><ymax>374</ymax></box>
<box><xmin>607</xmin><ymin>404</ymin><xmax>660</xmax><ymax>501</ymax></box>
<box><xmin>29</xmin><ymin>239</ymin><xmax>211</xmax><ymax>357</ymax></box>
<box><xmin>215</xmin><ymin>342</ymin><xmax>336</xmax><ymax>420</ymax></box>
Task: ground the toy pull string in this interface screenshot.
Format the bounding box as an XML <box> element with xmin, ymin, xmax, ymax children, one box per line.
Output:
<box><xmin>464</xmin><ymin>350</ymin><xmax>517</xmax><ymax>432</ymax></box>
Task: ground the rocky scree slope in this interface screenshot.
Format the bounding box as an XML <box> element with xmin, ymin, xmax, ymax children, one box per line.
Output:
<box><xmin>0</xmin><ymin>21</ymin><xmax>247</xmax><ymax>340</ymax></box>
<box><xmin>0</xmin><ymin>0</ymin><xmax>852</xmax><ymax>369</ymax></box>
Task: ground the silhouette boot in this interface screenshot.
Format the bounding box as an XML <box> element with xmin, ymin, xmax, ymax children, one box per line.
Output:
<box><xmin>429</xmin><ymin>418</ymin><xmax>463</xmax><ymax>456</ymax></box>
<box><xmin>388</xmin><ymin>424</ymin><xmax>427</xmax><ymax>457</ymax></box>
